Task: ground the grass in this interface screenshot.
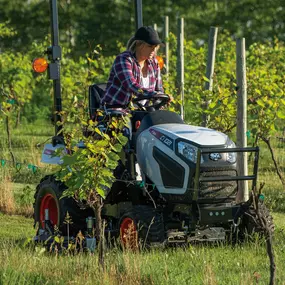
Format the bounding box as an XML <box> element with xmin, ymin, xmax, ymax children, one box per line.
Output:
<box><xmin>0</xmin><ymin>213</ymin><xmax>285</xmax><ymax>284</ymax></box>
<box><xmin>0</xmin><ymin>122</ymin><xmax>285</xmax><ymax>284</ymax></box>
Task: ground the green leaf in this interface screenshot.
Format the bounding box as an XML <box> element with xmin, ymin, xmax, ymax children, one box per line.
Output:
<box><xmin>54</xmin><ymin>236</ymin><xmax>61</xmax><ymax>243</ymax></box>
<box><xmin>111</xmin><ymin>143</ymin><xmax>123</xmax><ymax>153</ymax></box>
<box><xmin>62</xmin><ymin>155</ymin><xmax>77</xmax><ymax>165</ymax></box>
<box><xmin>256</xmin><ymin>99</ymin><xmax>265</xmax><ymax>108</ymax></box>
<box><xmin>96</xmin><ymin>187</ymin><xmax>106</xmax><ymax>199</ymax></box>
<box><xmin>106</xmin><ymin>151</ymin><xmax>119</xmax><ymax>161</ymax></box>
<box><xmin>255</xmin><ymin>88</ymin><xmax>261</xmax><ymax>95</ymax></box>
<box><xmin>95</xmin><ymin>140</ymin><xmax>109</xmax><ymax>147</ymax></box>
<box><xmin>202</xmin><ymin>76</ymin><xmax>210</xmax><ymax>82</ymax></box>
<box><xmin>103</xmin><ymin>133</ymin><xmax>110</xmax><ymax>140</ymax></box>
<box><xmin>117</xmin><ymin>134</ymin><xmax>128</xmax><ymax>145</ymax></box>
<box><xmin>276</xmin><ymin>110</ymin><xmax>285</xmax><ymax>119</ymax></box>
<box><xmin>100</xmin><ymin>168</ymin><xmax>113</xmax><ymax>177</ymax></box>
<box><xmin>95</xmin><ymin>128</ymin><xmax>102</xmax><ymax>136</ymax></box>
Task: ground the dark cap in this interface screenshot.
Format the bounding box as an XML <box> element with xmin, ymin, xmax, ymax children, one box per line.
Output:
<box><xmin>134</xmin><ymin>26</ymin><xmax>163</xmax><ymax>45</ymax></box>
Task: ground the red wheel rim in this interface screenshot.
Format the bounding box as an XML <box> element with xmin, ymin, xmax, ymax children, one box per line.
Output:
<box><xmin>39</xmin><ymin>194</ymin><xmax>58</xmax><ymax>229</ymax></box>
<box><xmin>120</xmin><ymin>217</ymin><xmax>138</xmax><ymax>249</ymax></box>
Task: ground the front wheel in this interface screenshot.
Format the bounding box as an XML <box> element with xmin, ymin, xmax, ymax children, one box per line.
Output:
<box><xmin>119</xmin><ymin>205</ymin><xmax>165</xmax><ymax>249</ymax></box>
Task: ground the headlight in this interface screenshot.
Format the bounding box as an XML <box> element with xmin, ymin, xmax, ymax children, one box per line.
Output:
<box><xmin>177</xmin><ymin>142</ymin><xmax>203</xmax><ymax>163</ymax></box>
<box><xmin>226</xmin><ymin>138</ymin><xmax>236</xmax><ymax>163</ymax></box>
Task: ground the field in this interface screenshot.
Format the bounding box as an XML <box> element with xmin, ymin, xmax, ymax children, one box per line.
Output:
<box><xmin>0</xmin><ymin>122</ymin><xmax>285</xmax><ymax>285</ymax></box>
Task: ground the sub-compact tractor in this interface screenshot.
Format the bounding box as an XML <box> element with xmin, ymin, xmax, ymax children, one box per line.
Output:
<box><xmin>32</xmin><ymin>0</ymin><xmax>273</xmax><ymax>249</ymax></box>
<box><xmin>34</xmin><ymin>89</ymin><xmax>273</xmax><ymax>247</ymax></box>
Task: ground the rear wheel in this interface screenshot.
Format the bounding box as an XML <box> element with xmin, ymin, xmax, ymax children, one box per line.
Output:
<box><xmin>34</xmin><ymin>176</ymin><xmax>92</xmax><ymax>236</ymax></box>
<box><xmin>119</xmin><ymin>205</ymin><xmax>165</xmax><ymax>249</ymax></box>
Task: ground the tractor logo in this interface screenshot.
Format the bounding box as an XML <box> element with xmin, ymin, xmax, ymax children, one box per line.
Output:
<box><xmin>149</xmin><ymin>128</ymin><xmax>173</xmax><ymax>150</ymax></box>
<box><xmin>209</xmin><ymin>153</ymin><xmax>222</xmax><ymax>161</ymax></box>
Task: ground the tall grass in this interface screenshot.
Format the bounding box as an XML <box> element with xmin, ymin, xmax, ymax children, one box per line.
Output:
<box><xmin>0</xmin><ymin>172</ymin><xmax>15</xmax><ymax>215</ymax></box>
<box><xmin>0</xmin><ymin>235</ymin><xmax>285</xmax><ymax>285</ymax></box>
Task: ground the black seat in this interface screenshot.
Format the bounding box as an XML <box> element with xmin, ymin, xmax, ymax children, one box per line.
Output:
<box><xmin>89</xmin><ymin>83</ymin><xmax>106</xmax><ymax>118</ymax></box>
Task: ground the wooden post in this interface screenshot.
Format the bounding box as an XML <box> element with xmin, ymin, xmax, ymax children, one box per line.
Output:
<box><xmin>177</xmin><ymin>18</ymin><xmax>184</xmax><ymax>119</ymax></box>
<box><xmin>164</xmin><ymin>16</ymin><xmax>169</xmax><ymax>77</ymax></box>
<box><xmin>134</xmin><ymin>0</ymin><xmax>143</xmax><ymax>30</ymax></box>
<box><xmin>153</xmin><ymin>23</ymin><xmax>157</xmax><ymax>31</ymax></box>
<box><xmin>236</xmin><ymin>38</ymin><xmax>249</xmax><ymax>202</ymax></box>
<box><xmin>202</xmin><ymin>26</ymin><xmax>218</xmax><ymax>127</ymax></box>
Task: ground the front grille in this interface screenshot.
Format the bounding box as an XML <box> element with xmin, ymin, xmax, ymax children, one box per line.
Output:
<box><xmin>199</xmin><ymin>169</ymin><xmax>237</xmax><ymax>199</ymax></box>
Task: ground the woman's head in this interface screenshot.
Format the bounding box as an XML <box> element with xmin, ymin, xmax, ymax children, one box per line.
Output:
<box><xmin>127</xmin><ymin>38</ymin><xmax>158</xmax><ymax>58</ymax></box>
<box><xmin>127</xmin><ymin>26</ymin><xmax>162</xmax><ymax>59</ymax></box>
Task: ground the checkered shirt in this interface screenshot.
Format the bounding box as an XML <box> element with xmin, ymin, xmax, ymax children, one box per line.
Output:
<box><xmin>101</xmin><ymin>51</ymin><xmax>163</xmax><ymax>106</ymax></box>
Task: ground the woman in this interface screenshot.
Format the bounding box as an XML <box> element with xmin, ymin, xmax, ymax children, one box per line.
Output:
<box><xmin>101</xmin><ymin>26</ymin><xmax>164</xmax><ymax>108</ymax></box>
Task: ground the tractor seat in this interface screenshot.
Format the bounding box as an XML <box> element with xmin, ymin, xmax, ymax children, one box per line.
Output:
<box><xmin>89</xmin><ymin>83</ymin><xmax>106</xmax><ymax>119</ymax></box>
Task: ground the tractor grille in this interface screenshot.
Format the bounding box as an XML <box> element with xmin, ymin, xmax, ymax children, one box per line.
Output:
<box><xmin>199</xmin><ymin>169</ymin><xmax>237</xmax><ymax>199</ymax></box>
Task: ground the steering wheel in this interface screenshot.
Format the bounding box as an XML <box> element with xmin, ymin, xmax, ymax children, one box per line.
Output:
<box><xmin>132</xmin><ymin>93</ymin><xmax>170</xmax><ymax>110</ymax></box>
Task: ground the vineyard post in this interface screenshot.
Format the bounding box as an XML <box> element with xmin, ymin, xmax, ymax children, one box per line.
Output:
<box><xmin>202</xmin><ymin>26</ymin><xmax>218</xmax><ymax>127</ymax></box>
<box><xmin>177</xmin><ymin>17</ymin><xmax>184</xmax><ymax>119</ymax></box>
<box><xmin>153</xmin><ymin>23</ymin><xmax>157</xmax><ymax>31</ymax></box>
<box><xmin>48</xmin><ymin>0</ymin><xmax>63</xmax><ymax>138</ymax></box>
<box><xmin>236</xmin><ymin>38</ymin><xmax>249</xmax><ymax>202</ymax></box>
<box><xmin>164</xmin><ymin>16</ymin><xmax>169</xmax><ymax>77</ymax></box>
<box><xmin>134</xmin><ymin>0</ymin><xmax>143</xmax><ymax>30</ymax></box>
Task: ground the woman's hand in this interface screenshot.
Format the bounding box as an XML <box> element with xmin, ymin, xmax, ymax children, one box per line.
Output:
<box><xmin>158</xmin><ymin>93</ymin><xmax>173</xmax><ymax>110</ymax></box>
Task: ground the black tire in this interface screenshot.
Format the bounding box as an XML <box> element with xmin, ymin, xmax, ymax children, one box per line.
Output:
<box><xmin>34</xmin><ymin>175</ymin><xmax>92</xmax><ymax>236</ymax></box>
<box><xmin>241</xmin><ymin>202</ymin><xmax>274</xmax><ymax>238</ymax></box>
<box><xmin>119</xmin><ymin>205</ymin><xmax>165</xmax><ymax>249</ymax></box>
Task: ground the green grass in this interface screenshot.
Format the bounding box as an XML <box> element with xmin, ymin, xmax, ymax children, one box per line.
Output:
<box><xmin>0</xmin><ymin>213</ymin><xmax>285</xmax><ymax>284</ymax></box>
<box><xmin>0</xmin><ymin>122</ymin><xmax>285</xmax><ymax>284</ymax></box>
<box><xmin>0</xmin><ymin>213</ymin><xmax>34</xmax><ymax>240</ymax></box>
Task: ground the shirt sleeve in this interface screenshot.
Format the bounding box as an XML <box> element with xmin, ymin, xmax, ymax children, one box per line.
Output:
<box><xmin>113</xmin><ymin>54</ymin><xmax>156</xmax><ymax>97</ymax></box>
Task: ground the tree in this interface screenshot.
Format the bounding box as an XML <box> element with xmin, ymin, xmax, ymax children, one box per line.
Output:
<box><xmin>56</xmin><ymin>103</ymin><xmax>128</xmax><ymax>267</ymax></box>
<box><xmin>2</xmin><ymin>0</ymin><xmax>285</xmax><ymax>57</ymax></box>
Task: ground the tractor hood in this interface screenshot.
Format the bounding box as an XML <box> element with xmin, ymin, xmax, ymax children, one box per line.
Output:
<box><xmin>153</xmin><ymin>123</ymin><xmax>228</xmax><ymax>147</ymax></box>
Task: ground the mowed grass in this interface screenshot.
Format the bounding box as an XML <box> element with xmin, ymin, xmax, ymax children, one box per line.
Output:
<box><xmin>0</xmin><ymin>122</ymin><xmax>285</xmax><ymax>284</ymax></box>
<box><xmin>0</xmin><ymin>213</ymin><xmax>285</xmax><ymax>285</ymax></box>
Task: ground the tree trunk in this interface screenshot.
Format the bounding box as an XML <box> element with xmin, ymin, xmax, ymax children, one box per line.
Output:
<box><xmin>93</xmin><ymin>196</ymin><xmax>104</xmax><ymax>270</ymax></box>
<box><xmin>15</xmin><ymin>108</ymin><xmax>21</xmax><ymax>128</ymax></box>
<box><xmin>252</xmin><ymin>190</ymin><xmax>276</xmax><ymax>285</ymax></box>
<box><xmin>5</xmin><ymin>116</ymin><xmax>16</xmax><ymax>166</ymax></box>
<box><xmin>261</xmin><ymin>136</ymin><xmax>285</xmax><ymax>188</ymax></box>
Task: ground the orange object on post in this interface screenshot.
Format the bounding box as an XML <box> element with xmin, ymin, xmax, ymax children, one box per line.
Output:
<box><xmin>156</xmin><ymin>55</ymin><xmax>164</xmax><ymax>70</ymax></box>
<box><xmin>32</xmin><ymin>58</ymin><xmax>48</xmax><ymax>73</ymax></box>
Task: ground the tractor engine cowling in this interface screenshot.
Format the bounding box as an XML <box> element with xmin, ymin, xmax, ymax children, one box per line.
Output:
<box><xmin>136</xmin><ymin>123</ymin><xmax>237</xmax><ymax>200</ymax></box>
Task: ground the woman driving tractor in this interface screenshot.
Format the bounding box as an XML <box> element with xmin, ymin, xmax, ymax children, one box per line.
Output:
<box><xmin>101</xmin><ymin>26</ymin><xmax>170</xmax><ymax>110</ymax></box>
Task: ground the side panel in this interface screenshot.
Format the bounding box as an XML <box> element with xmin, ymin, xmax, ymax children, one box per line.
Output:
<box><xmin>136</xmin><ymin>128</ymin><xmax>189</xmax><ymax>194</ymax></box>
<box><xmin>153</xmin><ymin>147</ymin><xmax>185</xmax><ymax>188</ymax></box>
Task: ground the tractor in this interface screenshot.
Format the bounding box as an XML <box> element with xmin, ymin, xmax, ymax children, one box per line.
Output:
<box><xmin>32</xmin><ymin>0</ymin><xmax>274</xmax><ymax>248</ymax></box>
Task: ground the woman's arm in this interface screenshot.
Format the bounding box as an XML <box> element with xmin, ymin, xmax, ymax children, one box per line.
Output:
<box><xmin>113</xmin><ymin>54</ymin><xmax>156</xmax><ymax>96</ymax></box>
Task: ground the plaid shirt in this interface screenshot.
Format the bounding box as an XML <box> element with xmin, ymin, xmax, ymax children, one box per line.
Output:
<box><xmin>101</xmin><ymin>51</ymin><xmax>163</xmax><ymax>106</ymax></box>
